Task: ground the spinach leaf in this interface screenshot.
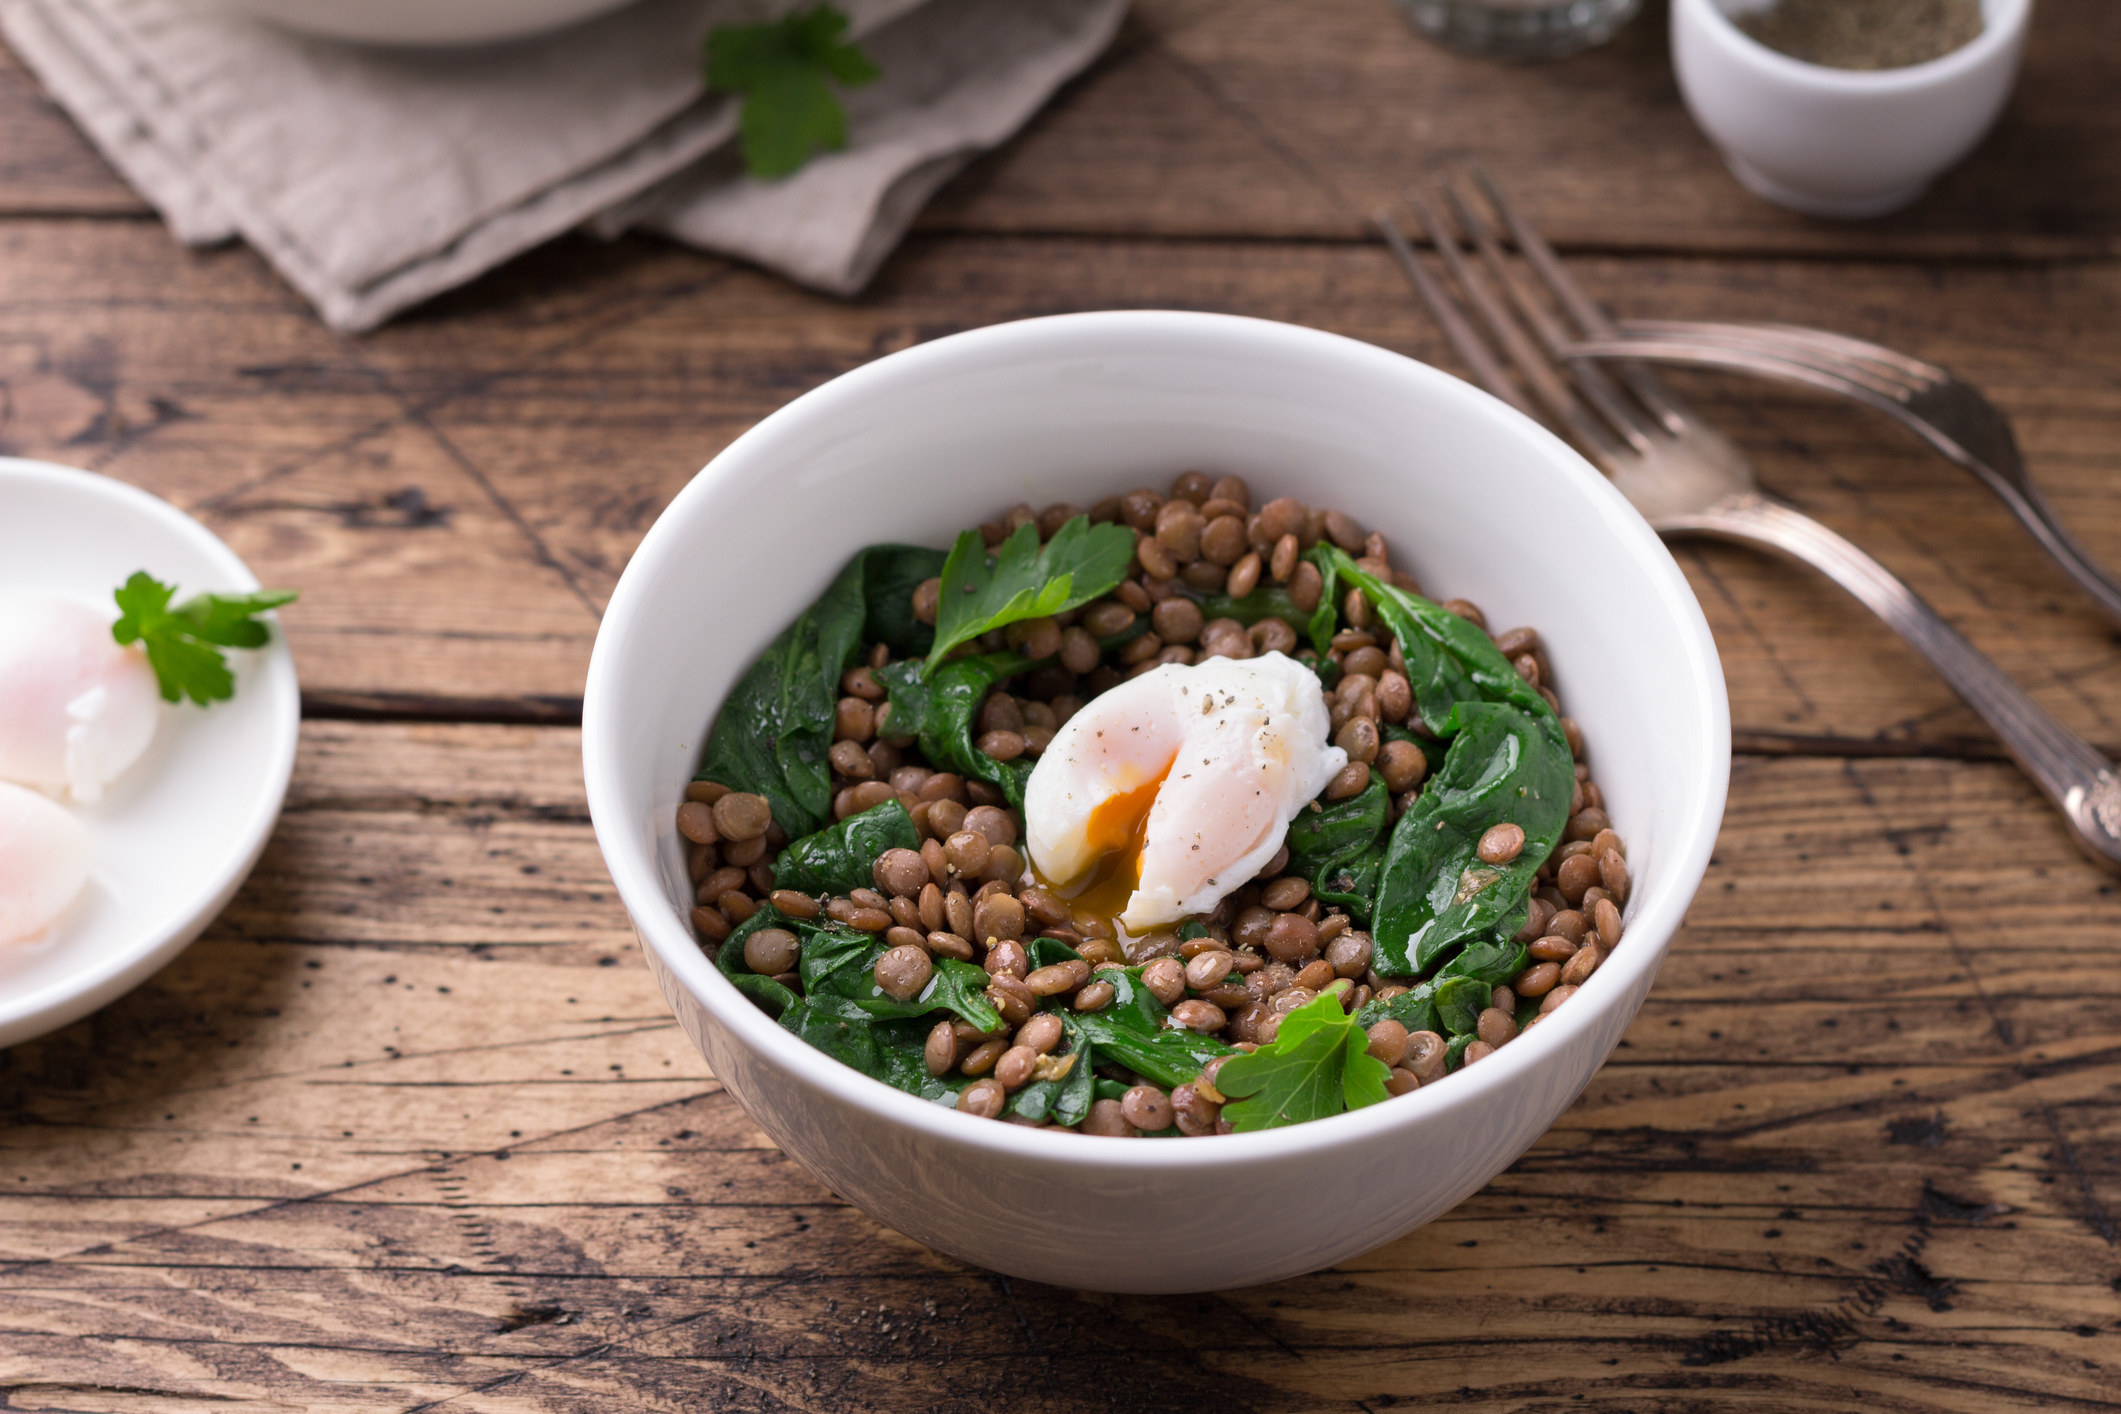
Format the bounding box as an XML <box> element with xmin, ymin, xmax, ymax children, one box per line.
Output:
<box><xmin>1027</xmin><ymin>937</ymin><xmax>1085</xmax><ymax>970</ymax></box>
<box><xmin>1072</xmin><ymin>967</ymin><xmax>1236</xmax><ymax>1089</ymax></box>
<box><xmin>1371</xmin><ymin>702</ymin><xmax>1573</xmax><ymax>975</ymax></box>
<box><xmin>715</xmin><ymin>904</ymin><xmax>803</xmax><ymax>1015</ymax></box>
<box><xmin>926</xmin><ymin>516</ymin><xmax>1136</xmax><ymax>673</ymax></box>
<box><xmin>1287</xmin><ymin>777</ymin><xmax>1389</xmax><ymax>864</ymax></box>
<box><xmin>862</xmin><ymin>545</ymin><xmax>949</xmax><ymax>657</ymax></box>
<box><xmin>1320</xmin><ymin>550</ymin><xmax>1572</xmax><ymax>979</ymax></box>
<box><xmin>1357</xmin><ymin>984</ymin><xmax>1439</xmax><ymax>1037</ymax></box>
<box><xmin>1006</xmin><ymin>1014</ymin><xmax>1096</xmax><ymax>1126</ymax></box>
<box><xmin>1439</xmin><ymin>934</ymin><xmax>1529</xmax><ymax>989</ymax></box>
<box><xmin>1301</xmin><ymin>546</ymin><xmax>1342</xmax><ymax>654</ymax></box>
<box><xmin>720</xmin><ymin>899</ymin><xmax>999</xmax><ymax>1099</ymax></box>
<box><xmin>1285</xmin><ymin>777</ymin><xmax>1392</xmax><ymax>920</ymax></box>
<box><xmin>776</xmin><ymin>999</ymin><xmax>971</xmax><ymax>1104</ymax></box>
<box><xmin>865</xmin><ymin>1016</ymin><xmax>976</xmax><ymax>1104</ymax></box>
<box><xmin>1434</xmin><ymin>975</ymin><xmax>1490</xmax><ymax>1036</ymax></box>
<box><xmin>1446</xmin><ymin>1033</ymin><xmax>1476</xmax><ymax>1071</ymax></box>
<box><xmin>1352</xmin><ymin>973</ymin><xmax>1488</xmax><ymax>1038</ymax></box>
<box><xmin>797</xmin><ymin>917</ymin><xmax>1004</xmax><ymax>1031</ymax></box>
<box><xmin>774</xmin><ymin>799</ymin><xmax>919</xmax><ymax>898</ymax></box>
<box><xmin>1216</xmin><ymin>993</ymin><xmax>1391</xmax><ymax>1132</ymax></box>
<box><xmin>877</xmin><ymin>653</ymin><xmax>1036</xmax><ymax>808</ymax></box>
<box><xmin>1324</xmin><ymin>547</ymin><xmax>1549</xmax><ymax>736</ymax></box>
<box><xmin>781</xmin><ymin>992</ymin><xmax>884</xmax><ymax>1073</ymax></box>
<box><xmin>696</xmin><ymin>544</ymin><xmax>940</xmax><ymax>837</ymax></box>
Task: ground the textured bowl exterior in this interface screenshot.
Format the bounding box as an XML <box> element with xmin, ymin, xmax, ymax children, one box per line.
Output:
<box><xmin>583</xmin><ymin>312</ymin><xmax>1730</xmax><ymax>1293</ymax></box>
<box><xmin>1674</xmin><ymin>0</ymin><xmax>2029</xmax><ymax>218</ymax></box>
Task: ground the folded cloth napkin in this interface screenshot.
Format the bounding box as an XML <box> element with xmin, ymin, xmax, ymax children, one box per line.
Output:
<box><xmin>1</xmin><ymin>0</ymin><xmax>1125</xmax><ymax>330</ymax></box>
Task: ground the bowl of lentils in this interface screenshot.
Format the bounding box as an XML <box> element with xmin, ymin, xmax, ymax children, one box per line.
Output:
<box><xmin>584</xmin><ymin>311</ymin><xmax>1730</xmax><ymax>1292</ymax></box>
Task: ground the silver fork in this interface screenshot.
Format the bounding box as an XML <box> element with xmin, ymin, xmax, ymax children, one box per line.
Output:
<box><xmin>1378</xmin><ymin>172</ymin><xmax>2121</xmax><ymax>872</ymax></box>
<box><xmin>1561</xmin><ymin>317</ymin><xmax>2121</xmax><ymax>627</ymax></box>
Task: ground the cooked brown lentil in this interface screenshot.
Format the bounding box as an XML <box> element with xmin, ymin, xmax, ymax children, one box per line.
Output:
<box><xmin>679</xmin><ymin>473</ymin><xmax>1632</xmax><ymax>1134</ymax></box>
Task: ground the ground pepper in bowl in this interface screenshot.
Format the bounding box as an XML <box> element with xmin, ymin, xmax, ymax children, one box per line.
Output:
<box><xmin>1734</xmin><ymin>0</ymin><xmax>1984</xmax><ymax>70</ymax></box>
<box><xmin>675</xmin><ymin>472</ymin><xmax>1629</xmax><ymax>1135</ymax></box>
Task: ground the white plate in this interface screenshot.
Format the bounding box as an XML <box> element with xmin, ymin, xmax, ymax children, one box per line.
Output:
<box><xmin>0</xmin><ymin>459</ymin><xmax>300</xmax><ymax>1047</ymax></box>
<box><xmin>201</xmin><ymin>0</ymin><xmax>642</xmax><ymax>46</ymax></box>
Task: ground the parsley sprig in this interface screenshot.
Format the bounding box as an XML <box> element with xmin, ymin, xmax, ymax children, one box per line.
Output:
<box><xmin>111</xmin><ymin>572</ymin><xmax>297</xmax><ymax>706</ymax></box>
<box><xmin>705</xmin><ymin>5</ymin><xmax>880</xmax><ymax>180</ymax></box>
<box><xmin>925</xmin><ymin>515</ymin><xmax>1138</xmax><ymax>675</ymax></box>
<box><xmin>1214</xmin><ymin>988</ymin><xmax>1391</xmax><ymax>1132</ymax></box>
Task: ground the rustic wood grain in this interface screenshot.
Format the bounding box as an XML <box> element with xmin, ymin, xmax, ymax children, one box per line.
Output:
<box><xmin>6</xmin><ymin>0</ymin><xmax>2120</xmax><ymax>258</ymax></box>
<box><xmin>5</xmin><ymin>2</ymin><xmax>2120</xmax><ymax>1405</ymax></box>
<box><xmin>6</xmin><ymin>220</ymin><xmax>2120</xmax><ymax>751</ymax></box>
<box><xmin>1</xmin><ymin>722</ymin><xmax>2116</xmax><ymax>1411</ymax></box>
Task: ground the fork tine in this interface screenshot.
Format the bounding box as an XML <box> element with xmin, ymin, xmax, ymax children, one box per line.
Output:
<box><xmin>1402</xmin><ymin>187</ymin><xmax>1626</xmax><ymax>461</ymax></box>
<box><xmin>1442</xmin><ymin>177</ymin><xmax>1656</xmax><ymax>455</ymax></box>
<box><xmin>1467</xmin><ymin>161</ymin><xmax>1692</xmax><ymax>435</ymax></box>
<box><xmin>1374</xmin><ymin>211</ymin><xmax>1537</xmax><ymax>420</ymax></box>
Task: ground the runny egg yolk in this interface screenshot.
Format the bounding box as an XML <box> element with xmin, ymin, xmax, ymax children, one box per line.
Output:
<box><xmin>1036</xmin><ymin>758</ymin><xmax>1172</xmax><ymax>930</ymax></box>
<box><xmin>1021</xmin><ymin>653</ymin><xmax>1348</xmax><ymax>937</ymax></box>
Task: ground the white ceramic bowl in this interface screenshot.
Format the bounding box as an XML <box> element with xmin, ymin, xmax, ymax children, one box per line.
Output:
<box><xmin>1673</xmin><ymin>0</ymin><xmax>2029</xmax><ymax>218</ymax></box>
<box><xmin>583</xmin><ymin>312</ymin><xmax>1730</xmax><ymax>1293</ymax></box>
<box><xmin>0</xmin><ymin>459</ymin><xmax>300</xmax><ymax>1048</ymax></box>
<box><xmin>206</xmin><ymin>0</ymin><xmax>640</xmax><ymax>46</ymax></box>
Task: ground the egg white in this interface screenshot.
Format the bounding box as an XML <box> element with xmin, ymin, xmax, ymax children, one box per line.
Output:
<box><xmin>1024</xmin><ymin>652</ymin><xmax>1347</xmax><ymax>932</ymax></box>
<box><xmin>0</xmin><ymin>590</ymin><xmax>161</xmax><ymax>803</ymax></box>
<box><xmin>0</xmin><ymin>780</ymin><xmax>91</xmax><ymax>946</ymax></box>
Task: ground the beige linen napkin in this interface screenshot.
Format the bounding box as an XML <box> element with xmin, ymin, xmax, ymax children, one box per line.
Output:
<box><xmin>2</xmin><ymin>0</ymin><xmax>1125</xmax><ymax>330</ymax></box>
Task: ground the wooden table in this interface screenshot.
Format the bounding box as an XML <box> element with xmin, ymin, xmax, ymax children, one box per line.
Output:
<box><xmin>4</xmin><ymin>1</ymin><xmax>2119</xmax><ymax>1408</ymax></box>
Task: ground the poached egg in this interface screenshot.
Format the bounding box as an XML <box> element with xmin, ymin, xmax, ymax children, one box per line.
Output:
<box><xmin>1023</xmin><ymin>652</ymin><xmax>1346</xmax><ymax>934</ymax></box>
<box><xmin>0</xmin><ymin>589</ymin><xmax>160</xmax><ymax>804</ymax></box>
<box><xmin>0</xmin><ymin>781</ymin><xmax>91</xmax><ymax>946</ymax></box>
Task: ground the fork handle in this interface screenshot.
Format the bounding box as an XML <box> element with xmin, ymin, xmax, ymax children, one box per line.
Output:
<box><xmin>1662</xmin><ymin>492</ymin><xmax>2121</xmax><ymax>871</ymax></box>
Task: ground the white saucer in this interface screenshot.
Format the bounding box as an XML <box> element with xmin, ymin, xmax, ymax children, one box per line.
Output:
<box><xmin>0</xmin><ymin>458</ymin><xmax>300</xmax><ymax>1047</ymax></box>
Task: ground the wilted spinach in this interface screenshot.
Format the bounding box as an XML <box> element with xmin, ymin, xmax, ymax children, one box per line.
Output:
<box><xmin>774</xmin><ymin>799</ymin><xmax>919</xmax><ymax>898</ymax></box>
<box><xmin>1438</xmin><ymin>934</ymin><xmax>1529</xmax><ymax>989</ymax></box>
<box><xmin>1005</xmin><ymin>1012</ymin><xmax>1096</xmax><ymax>1126</ymax></box>
<box><xmin>695</xmin><ymin>543</ymin><xmax>946</xmax><ymax>837</ymax></box>
<box><xmin>1319</xmin><ymin>549</ymin><xmax>1572</xmax><ymax>978</ymax></box>
<box><xmin>1284</xmin><ymin>776</ymin><xmax>1391</xmax><ymax>921</ymax></box>
<box><xmin>1354</xmin><ymin>972</ymin><xmax>1493</xmax><ymax>1040</ymax></box>
<box><xmin>715</xmin><ymin>901</ymin><xmax>1001</xmax><ymax>1104</ymax></box>
<box><xmin>1071</xmin><ymin>967</ymin><xmax>1237</xmax><ymax>1089</ymax></box>
<box><xmin>876</xmin><ymin>653</ymin><xmax>1036</xmax><ymax>808</ymax></box>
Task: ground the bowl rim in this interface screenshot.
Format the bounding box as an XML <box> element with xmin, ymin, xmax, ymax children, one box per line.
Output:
<box><xmin>1682</xmin><ymin>0</ymin><xmax>2030</xmax><ymax>92</ymax></box>
<box><xmin>0</xmin><ymin>456</ymin><xmax>302</xmax><ymax>1046</ymax></box>
<box><xmin>583</xmin><ymin>310</ymin><xmax>1732</xmax><ymax>1171</ymax></box>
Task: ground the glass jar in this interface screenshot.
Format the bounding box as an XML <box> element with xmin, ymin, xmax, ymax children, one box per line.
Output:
<box><xmin>1391</xmin><ymin>0</ymin><xmax>1643</xmax><ymax>60</ymax></box>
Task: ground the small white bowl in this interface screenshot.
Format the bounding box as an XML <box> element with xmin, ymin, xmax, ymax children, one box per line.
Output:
<box><xmin>205</xmin><ymin>0</ymin><xmax>641</xmax><ymax>46</ymax></box>
<box><xmin>582</xmin><ymin>311</ymin><xmax>1731</xmax><ymax>1293</ymax></box>
<box><xmin>1673</xmin><ymin>0</ymin><xmax>2030</xmax><ymax>218</ymax></box>
<box><xmin>0</xmin><ymin>459</ymin><xmax>300</xmax><ymax>1048</ymax></box>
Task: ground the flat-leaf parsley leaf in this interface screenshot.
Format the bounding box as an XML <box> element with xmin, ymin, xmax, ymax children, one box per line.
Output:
<box><xmin>705</xmin><ymin>5</ymin><xmax>880</xmax><ymax>180</ymax></box>
<box><xmin>111</xmin><ymin>572</ymin><xmax>297</xmax><ymax>706</ymax></box>
<box><xmin>1214</xmin><ymin>990</ymin><xmax>1391</xmax><ymax>1132</ymax></box>
<box><xmin>924</xmin><ymin>515</ymin><xmax>1136</xmax><ymax>675</ymax></box>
